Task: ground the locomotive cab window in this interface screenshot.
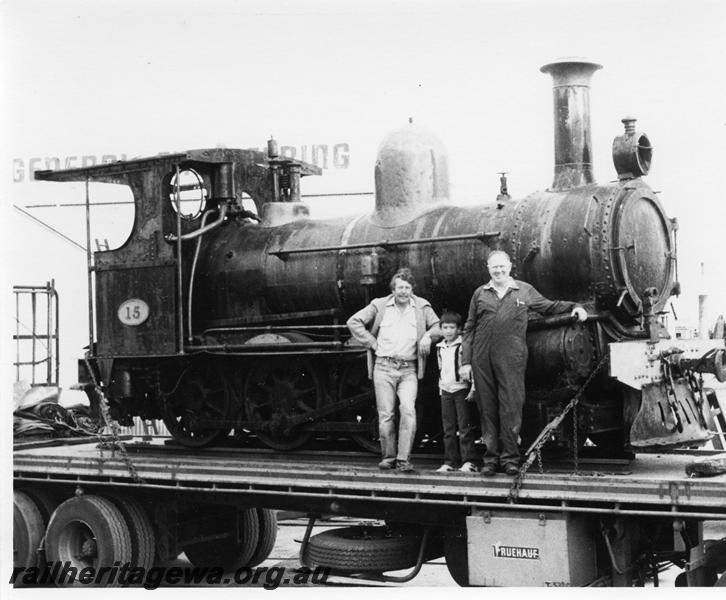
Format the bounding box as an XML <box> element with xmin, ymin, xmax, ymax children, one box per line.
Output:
<box><xmin>240</xmin><ymin>192</ymin><xmax>259</xmax><ymax>218</ymax></box>
<box><xmin>168</xmin><ymin>168</ymin><xmax>208</xmax><ymax>219</ymax></box>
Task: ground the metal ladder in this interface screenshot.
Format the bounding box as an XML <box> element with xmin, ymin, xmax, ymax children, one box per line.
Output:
<box><xmin>13</xmin><ymin>280</ymin><xmax>59</xmax><ymax>386</ymax></box>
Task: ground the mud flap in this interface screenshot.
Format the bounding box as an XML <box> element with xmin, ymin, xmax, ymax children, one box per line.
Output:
<box><xmin>629</xmin><ymin>380</ymin><xmax>712</xmax><ymax>449</ymax></box>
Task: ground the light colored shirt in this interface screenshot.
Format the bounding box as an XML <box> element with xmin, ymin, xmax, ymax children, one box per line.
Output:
<box><xmin>437</xmin><ymin>335</ymin><xmax>470</xmax><ymax>393</ymax></box>
<box><xmin>375</xmin><ymin>297</ymin><xmax>418</xmax><ymax>360</ymax></box>
<box><xmin>482</xmin><ymin>277</ymin><xmax>518</xmax><ymax>298</ymax></box>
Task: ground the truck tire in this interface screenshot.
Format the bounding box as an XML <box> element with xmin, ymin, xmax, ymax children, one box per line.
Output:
<box><xmin>183</xmin><ymin>507</ymin><xmax>260</xmax><ymax>571</ymax></box>
<box><xmin>22</xmin><ymin>486</ymin><xmax>61</xmax><ymax>527</ymax></box>
<box><xmin>444</xmin><ymin>530</ymin><xmax>470</xmax><ymax>586</ymax></box>
<box><xmin>14</xmin><ymin>491</ymin><xmax>45</xmax><ymax>571</ymax></box>
<box><xmin>247</xmin><ymin>508</ymin><xmax>278</xmax><ymax>567</ymax></box>
<box><xmin>105</xmin><ymin>494</ymin><xmax>155</xmax><ymax>571</ymax></box>
<box><xmin>305</xmin><ymin>525</ymin><xmax>421</xmax><ymax>573</ymax></box>
<box><xmin>45</xmin><ymin>495</ymin><xmax>132</xmax><ymax>586</ymax></box>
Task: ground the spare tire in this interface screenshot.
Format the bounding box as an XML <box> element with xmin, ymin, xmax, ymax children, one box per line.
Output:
<box><xmin>306</xmin><ymin>525</ymin><xmax>422</xmax><ymax>573</ymax></box>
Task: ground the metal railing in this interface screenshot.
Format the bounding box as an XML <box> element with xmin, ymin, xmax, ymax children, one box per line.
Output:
<box><xmin>13</xmin><ymin>280</ymin><xmax>59</xmax><ymax>386</ymax></box>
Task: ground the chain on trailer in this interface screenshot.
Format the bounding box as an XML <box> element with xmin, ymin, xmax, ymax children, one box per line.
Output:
<box><xmin>508</xmin><ymin>352</ymin><xmax>610</xmax><ymax>503</ymax></box>
<box><xmin>84</xmin><ymin>355</ymin><xmax>145</xmax><ymax>484</ymax></box>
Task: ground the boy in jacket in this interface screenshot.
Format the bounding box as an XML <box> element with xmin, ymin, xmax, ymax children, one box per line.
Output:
<box><xmin>435</xmin><ymin>311</ymin><xmax>478</xmax><ymax>473</ymax></box>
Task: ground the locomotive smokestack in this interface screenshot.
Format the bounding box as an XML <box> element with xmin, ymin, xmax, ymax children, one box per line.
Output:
<box><xmin>540</xmin><ymin>58</ymin><xmax>602</xmax><ymax>191</ymax></box>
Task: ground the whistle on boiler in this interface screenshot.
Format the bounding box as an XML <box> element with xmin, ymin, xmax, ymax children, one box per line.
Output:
<box><xmin>496</xmin><ymin>171</ymin><xmax>511</xmax><ymax>208</ymax></box>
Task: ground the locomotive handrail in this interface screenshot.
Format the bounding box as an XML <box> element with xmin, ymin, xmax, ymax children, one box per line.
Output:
<box><xmin>268</xmin><ymin>230</ymin><xmax>500</xmax><ymax>257</ymax></box>
<box><xmin>202</xmin><ymin>324</ymin><xmax>350</xmax><ymax>335</ymax></box>
<box><xmin>527</xmin><ymin>313</ymin><xmax>608</xmax><ymax>331</ymax></box>
<box><xmin>186</xmin><ymin>341</ymin><xmax>345</xmax><ymax>351</ymax></box>
<box><xmin>527</xmin><ymin>314</ymin><xmax>579</xmax><ymax>330</ymax></box>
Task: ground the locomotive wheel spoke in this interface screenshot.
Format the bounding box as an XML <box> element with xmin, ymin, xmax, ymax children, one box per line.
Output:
<box><xmin>252</xmin><ymin>401</ymin><xmax>273</xmax><ymax>410</ymax></box>
<box><xmin>161</xmin><ymin>362</ymin><xmax>233</xmax><ymax>448</ymax></box>
<box><xmin>339</xmin><ymin>358</ymin><xmax>379</xmax><ymax>453</ymax></box>
<box><xmin>205</xmin><ymin>403</ymin><xmax>225</xmax><ymax>416</ymax></box>
<box><xmin>244</xmin><ymin>357</ymin><xmax>322</xmax><ymax>450</ymax></box>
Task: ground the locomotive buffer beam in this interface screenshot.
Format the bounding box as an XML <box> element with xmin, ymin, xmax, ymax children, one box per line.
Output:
<box><xmin>267</xmin><ymin>231</ymin><xmax>501</xmax><ymax>259</ymax></box>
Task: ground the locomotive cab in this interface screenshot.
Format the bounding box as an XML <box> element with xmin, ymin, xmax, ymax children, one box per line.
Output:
<box><xmin>35</xmin><ymin>149</ymin><xmax>322</xmax><ymax>424</ymax></box>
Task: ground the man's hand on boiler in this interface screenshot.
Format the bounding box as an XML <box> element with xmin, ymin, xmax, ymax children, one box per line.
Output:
<box><xmin>571</xmin><ymin>307</ymin><xmax>588</xmax><ymax>322</ymax></box>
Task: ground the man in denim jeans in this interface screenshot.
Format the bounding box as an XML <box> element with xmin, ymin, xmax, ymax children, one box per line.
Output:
<box><xmin>347</xmin><ymin>268</ymin><xmax>441</xmax><ymax>472</ymax></box>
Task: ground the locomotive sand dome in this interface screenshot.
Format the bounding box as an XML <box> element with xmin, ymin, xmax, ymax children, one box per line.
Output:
<box><xmin>34</xmin><ymin>59</ymin><xmax>725</xmax><ymax>453</ymax></box>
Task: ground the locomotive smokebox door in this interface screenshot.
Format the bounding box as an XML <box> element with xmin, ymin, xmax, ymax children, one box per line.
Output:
<box><xmin>466</xmin><ymin>510</ymin><xmax>597</xmax><ymax>586</ymax></box>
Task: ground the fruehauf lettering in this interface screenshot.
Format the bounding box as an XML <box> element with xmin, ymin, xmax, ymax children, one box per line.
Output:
<box><xmin>492</xmin><ymin>544</ymin><xmax>540</xmax><ymax>559</ymax></box>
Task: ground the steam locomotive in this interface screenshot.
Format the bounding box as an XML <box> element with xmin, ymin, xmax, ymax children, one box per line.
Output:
<box><xmin>36</xmin><ymin>59</ymin><xmax>725</xmax><ymax>453</ymax></box>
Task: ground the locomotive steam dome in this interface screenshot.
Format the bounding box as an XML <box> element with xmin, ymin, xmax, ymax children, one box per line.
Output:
<box><xmin>373</xmin><ymin>121</ymin><xmax>450</xmax><ymax>227</ymax></box>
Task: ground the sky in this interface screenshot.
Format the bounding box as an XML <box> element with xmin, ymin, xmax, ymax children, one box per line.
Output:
<box><xmin>1</xmin><ymin>0</ymin><xmax>725</xmax><ymax>594</ymax></box>
<box><xmin>2</xmin><ymin>0</ymin><xmax>725</xmax><ymax>397</ymax></box>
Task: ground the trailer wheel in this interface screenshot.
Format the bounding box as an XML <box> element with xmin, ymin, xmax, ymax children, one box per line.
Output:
<box><xmin>183</xmin><ymin>507</ymin><xmax>260</xmax><ymax>571</ymax></box>
<box><xmin>14</xmin><ymin>490</ymin><xmax>45</xmax><ymax>571</ymax></box>
<box><xmin>105</xmin><ymin>494</ymin><xmax>155</xmax><ymax>571</ymax></box>
<box><xmin>305</xmin><ymin>525</ymin><xmax>421</xmax><ymax>573</ymax></box>
<box><xmin>444</xmin><ymin>530</ymin><xmax>470</xmax><ymax>586</ymax></box>
<box><xmin>45</xmin><ymin>495</ymin><xmax>132</xmax><ymax>586</ymax></box>
<box><xmin>246</xmin><ymin>508</ymin><xmax>278</xmax><ymax>567</ymax></box>
<box><xmin>22</xmin><ymin>487</ymin><xmax>61</xmax><ymax>526</ymax></box>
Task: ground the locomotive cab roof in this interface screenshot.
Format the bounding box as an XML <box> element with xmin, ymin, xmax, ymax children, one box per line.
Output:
<box><xmin>34</xmin><ymin>147</ymin><xmax>322</xmax><ymax>216</ymax></box>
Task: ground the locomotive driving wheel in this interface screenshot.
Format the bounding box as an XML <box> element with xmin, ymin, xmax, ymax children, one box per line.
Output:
<box><xmin>339</xmin><ymin>358</ymin><xmax>379</xmax><ymax>453</ymax></box>
<box><xmin>244</xmin><ymin>355</ymin><xmax>322</xmax><ymax>450</ymax></box>
<box><xmin>161</xmin><ymin>362</ymin><xmax>232</xmax><ymax>447</ymax></box>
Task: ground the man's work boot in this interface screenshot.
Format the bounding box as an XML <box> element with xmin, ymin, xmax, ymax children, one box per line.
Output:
<box><xmin>378</xmin><ymin>459</ymin><xmax>396</xmax><ymax>470</ymax></box>
<box><xmin>504</xmin><ymin>463</ymin><xmax>519</xmax><ymax>476</ymax></box>
<box><xmin>396</xmin><ymin>460</ymin><xmax>416</xmax><ymax>473</ymax></box>
<box><xmin>481</xmin><ymin>464</ymin><xmax>497</xmax><ymax>477</ymax></box>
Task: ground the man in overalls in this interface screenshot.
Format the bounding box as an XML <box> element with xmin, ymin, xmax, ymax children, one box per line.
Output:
<box><xmin>347</xmin><ymin>268</ymin><xmax>441</xmax><ymax>472</ymax></box>
<box><xmin>460</xmin><ymin>251</ymin><xmax>587</xmax><ymax>476</ymax></box>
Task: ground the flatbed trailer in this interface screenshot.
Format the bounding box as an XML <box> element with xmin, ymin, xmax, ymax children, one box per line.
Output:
<box><xmin>12</xmin><ymin>437</ymin><xmax>726</xmax><ymax>587</ymax></box>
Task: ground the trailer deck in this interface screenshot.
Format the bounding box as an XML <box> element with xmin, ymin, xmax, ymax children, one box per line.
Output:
<box><xmin>13</xmin><ymin>438</ymin><xmax>726</xmax><ymax>521</ymax></box>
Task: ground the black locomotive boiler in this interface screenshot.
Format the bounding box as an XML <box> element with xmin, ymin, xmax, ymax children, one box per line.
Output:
<box><xmin>36</xmin><ymin>59</ymin><xmax>725</xmax><ymax>453</ymax></box>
